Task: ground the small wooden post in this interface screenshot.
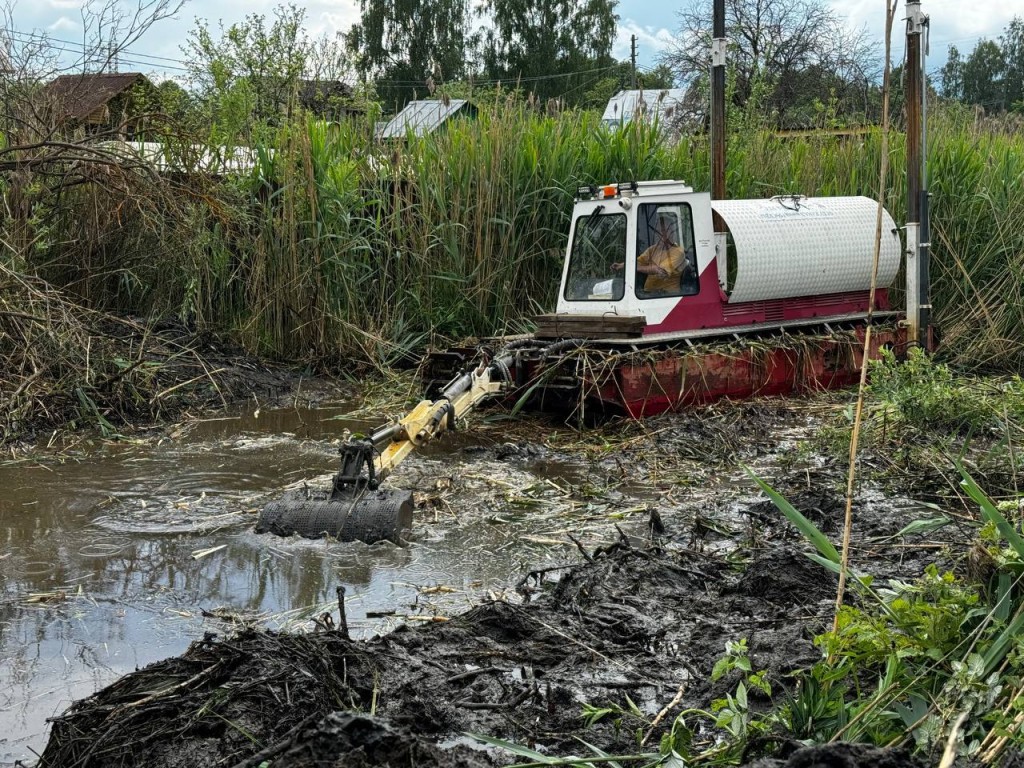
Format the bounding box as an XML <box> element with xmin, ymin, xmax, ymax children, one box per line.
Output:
<box><xmin>336</xmin><ymin>585</ymin><xmax>350</xmax><ymax>639</ymax></box>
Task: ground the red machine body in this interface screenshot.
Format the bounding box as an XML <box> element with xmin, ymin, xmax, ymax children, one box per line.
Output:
<box><xmin>516</xmin><ymin>181</ymin><xmax>909</xmax><ymax>417</ymax></box>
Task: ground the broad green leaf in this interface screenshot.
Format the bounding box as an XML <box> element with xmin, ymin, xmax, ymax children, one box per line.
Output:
<box><xmin>711</xmin><ymin>657</ymin><xmax>730</xmax><ymax>681</ymax></box>
<box><xmin>465</xmin><ymin>733</ymin><xmax>550</xmax><ymax>761</ymax></box>
<box><xmin>745</xmin><ymin>468</ymin><xmax>840</xmax><ymax>563</ymax></box>
<box><xmin>983</xmin><ymin>609</ymin><xmax>1024</xmax><ymax>676</ymax></box>
<box><xmin>958</xmin><ymin>463</ymin><xmax>1024</xmax><ymax>559</ymax></box>
<box><xmin>805</xmin><ymin>552</ymin><xmax>843</xmax><ymax>575</ymax></box>
<box><xmin>893</xmin><ymin>516</ymin><xmax>951</xmax><ymax>538</ymax></box>
<box><xmin>996</xmin><ymin>572</ymin><xmax>1012</xmax><ymax>622</ymax></box>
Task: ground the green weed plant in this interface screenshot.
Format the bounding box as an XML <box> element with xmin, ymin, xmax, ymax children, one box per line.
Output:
<box><xmin>490</xmin><ymin>467</ymin><xmax>1024</xmax><ymax>767</ymax></box>
<box><xmin>812</xmin><ymin>349</ymin><xmax>1024</xmax><ymax>499</ymax></box>
<box><xmin>761</xmin><ymin>467</ymin><xmax>1024</xmax><ymax>763</ymax></box>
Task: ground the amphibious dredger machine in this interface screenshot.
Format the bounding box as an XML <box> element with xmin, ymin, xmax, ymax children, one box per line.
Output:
<box><xmin>257</xmin><ymin>0</ymin><xmax>935</xmax><ymax>544</ymax></box>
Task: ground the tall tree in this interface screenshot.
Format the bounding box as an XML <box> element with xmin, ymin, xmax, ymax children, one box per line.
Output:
<box><xmin>961</xmin><ymin>39</ymin><xmax>1005</xmax><ymax>111</ymax></box>
<box><xmin>347</xmin><ymin>0</ymin><xmax>469</xmax><ymax>110</ymax></box>
<box><xmin>939</xmin><ymin>45</ymin><xmax>964</xmax><ymax>101</ymax></box>
<box><xmin>1001</xmin><ymin>18</ymin><xmax>1024</xmax><ymax>109</ymax></box>
<box><xmin>937</xmin><ymin>19</ymin><xmax>1024</xmax><ymax>112</ymax></box>
<box><xmin>474</xmin><ymin>0</ymin><xmax>619</xmax><ymax>106</ymax></box>
<box><xmin>660</xmin><ymin>0</ymin><xmax>879</xmax><ymax>128</ymax></box>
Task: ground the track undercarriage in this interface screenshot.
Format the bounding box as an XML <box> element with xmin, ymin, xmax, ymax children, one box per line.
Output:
<box><xmin>426</xmin><ymin>314</ymin><xmax>909</xmax><ymax>418</ymax></box>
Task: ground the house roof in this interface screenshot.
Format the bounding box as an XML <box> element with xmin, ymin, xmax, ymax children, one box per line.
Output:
<box><xmin>601</xmin><ymin>89</ymin><xmax>690</xmax><ymax>127</ymax></box>
<box><xmin>39</xmin><ymin>72</ymin><xmax>151</xmax><ymax>121</ymax></box>
<box><xmin>378</xmin><ymin>99</ymin><xmax>476</xmax><ymax>139</ymax></box>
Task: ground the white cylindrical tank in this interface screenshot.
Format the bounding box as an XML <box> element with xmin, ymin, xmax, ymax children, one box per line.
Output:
<box><xmin>711</xmin><ymin>196</ymin><xmax>901</xmax><ymax>304</ymax></box>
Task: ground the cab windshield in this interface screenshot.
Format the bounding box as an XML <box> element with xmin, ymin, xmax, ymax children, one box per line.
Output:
<box><xmin>563</xmin><ymin>211</ymin><xmax>627</xmax><ymax>301</ymax></box>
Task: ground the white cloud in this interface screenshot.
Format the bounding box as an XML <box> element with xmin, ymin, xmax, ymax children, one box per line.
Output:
<box><xmin>307</xmin><ymin>4</ymin><xmax>361</xmax><ymax>38</ymax></box>
<box><xmin>47</xmin><ymin>15</ymin><xmax>78</xmax><ymax>32</ymax></box>
<box><xmin>829</xmin><ymin>0</ymin><xmax>1024</xmax><ymax>60</ymax></box>
<box><xmin>614</xmin><ymin>19</ymin><xmax>674</xmax><ymax>63</ymax></box>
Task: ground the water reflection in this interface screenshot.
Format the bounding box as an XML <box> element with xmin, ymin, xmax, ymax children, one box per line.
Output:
<box><xmin>0</xmin><ymin>404</ymin><xmax>610</xmax><ymax>763</ymax></box>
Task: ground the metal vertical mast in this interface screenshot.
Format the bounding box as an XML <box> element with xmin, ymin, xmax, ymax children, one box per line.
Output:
<box><xmin>630</xmin><ymin>35</ymin><xmax>638</xmax><ymax>89</ymax></box>
<box><xmin>711</xmin><ymin>0</ymin><xmax>726</xmax><ymax>209</ymax></box>
<box><xmin>710</xmin><ymin>0</ymin><xmax>729</xmax><ymax>291</ymax></box>
<box><xmin>905</xmin><ymin>0</ymin><xmax>930</xmax><ymax>349</ymax></box>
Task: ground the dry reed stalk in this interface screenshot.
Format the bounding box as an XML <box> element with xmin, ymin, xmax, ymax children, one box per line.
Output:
<box><xmin>832</xmin><ymin>0</ymin><xmax>898</xmax><ymax>633</ymax></box>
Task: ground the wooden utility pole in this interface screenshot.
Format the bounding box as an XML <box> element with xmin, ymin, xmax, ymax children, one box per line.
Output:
<box><xmin>630</xmin><ymin>35</ymin><xmax>637</xmax><ymax>89</ymax></box>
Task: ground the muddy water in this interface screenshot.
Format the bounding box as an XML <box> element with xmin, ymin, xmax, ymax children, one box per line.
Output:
<box><xmin>0</xmin><ymin>402</ymin><xmax>659</xmax><ymax>764</ymax></box>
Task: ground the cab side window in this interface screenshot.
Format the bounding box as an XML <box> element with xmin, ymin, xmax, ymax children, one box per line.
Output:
<box><xmin>635</xmin><ymin>203</ymin><xmax>698</xmax><ymax>299</ymax></box>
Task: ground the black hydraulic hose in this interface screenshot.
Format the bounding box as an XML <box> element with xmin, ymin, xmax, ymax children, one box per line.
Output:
<box><xmin>491</xmin><ymin>355</ymin><xmax>512</xmax><ymax>383</ymax></box>
<box><xmin>538</xmin><ymin>338</ymin><xmax>586</xmax><ymax>361</ymax></box>
<box><xmin>424</xmin><ymin>398</ymin><xmax>454</xmax><ymax>436</ymax></box>
<box><xmin>441</xmin><ymin>371</ymin><xmax>473</xmax><ymax>400</ymax></box>
<box><xmin>500</xmin><ymin>337</ymin><xmax>541</xmax><ymax>352</ymax></box>
<box><xmin>368</xmin><ymin>422</ymin><xmax>403</xmax><ymax>451</ymax></box>
<box><xmin>440</xmin><ymin>349</ymin><xmax>519</xmax><ymax>401</ymax></box>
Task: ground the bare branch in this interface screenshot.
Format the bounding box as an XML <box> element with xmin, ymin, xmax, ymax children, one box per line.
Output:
<box><xmin>660</xmin><ymin>0</ymin><xmax>881</xmax><ymax>128</ymax></box>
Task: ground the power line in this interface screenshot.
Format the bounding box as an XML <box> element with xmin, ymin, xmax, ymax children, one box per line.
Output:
<box><xmin>2</xmin><ymin>27</ymin><xmax>191</xmax><ymax>73</ymax></box>
<box><xmin>6</xmin><ymin>21</ymin><xmax>667</xmax><ymax>97</ymax></box>
<box><xmin>2</xmin><ymin>27</ymin><xmax>187</xmax><ymax>66</ymax></box>
<box><xmin>373</xmin><ymin>64</ymin><xmax>622</xmax><ymax>88</ymax></box>
<box><xmin>5</xmin><ymin>25</ymin><xmax>624</xmax><ymax>91</ymax></box>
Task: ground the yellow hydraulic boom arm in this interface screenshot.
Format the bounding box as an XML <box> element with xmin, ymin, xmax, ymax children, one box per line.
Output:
<box><xmin>331</xmin><ymin>353</ymin><xmax>512</xmax><ymax>494</ymax></box>
<box><xmin>256</xmin><ymin>350</ymin><xmax>516</xmax><ymax>544</ymax></box>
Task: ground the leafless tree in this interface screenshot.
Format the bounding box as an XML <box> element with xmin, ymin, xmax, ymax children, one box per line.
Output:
<box><xmin>0</xmin><ymin>0</ymin><xmax>270</xmax><ymax>439</ymax></box>
<box><xmin>660</xmin><ymin>0</ymin><xmax>880</xmax><ymax>128</ymax></box>
<box><xmin>0</xmin><ymin>0</ymin><xmax>186</xmax><ymax>261</ymax></box>
<box><xmin>1</xmin><ymin>0</ymin><xmax>182</xmax><ymax>139</ymax></box>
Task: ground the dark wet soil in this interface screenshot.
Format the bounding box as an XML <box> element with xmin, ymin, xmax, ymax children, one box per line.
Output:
<box><xmin>38</xmin><ymin>462</ymin><xmax>951</xmax><ymax>767</ymax></box>
<box><xmin>276</xmin><ymin>713</ymin><xmax>491</xmax><ymax>768</ymax></box>
<box><xmin>747</xmin><ymin>743</ymin><xmax>925</xmax><ymax>767</ymax></box>
<box><xmin>14</xmin><ymin>367</ymin><xmax>996</xmax><ymax>768</ymax></box>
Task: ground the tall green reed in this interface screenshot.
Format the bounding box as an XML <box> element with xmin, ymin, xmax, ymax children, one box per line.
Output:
<box><xmin>18</xmin><ymin>101</ymin><xmax>1024</xmax><ymax>373</ymax></box>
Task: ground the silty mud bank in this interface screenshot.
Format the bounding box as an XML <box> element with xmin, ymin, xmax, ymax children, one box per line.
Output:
<box><xmin>1</xmin><ymin>390</ymin><xmax>971</xmax><ymax>766</ymax></box>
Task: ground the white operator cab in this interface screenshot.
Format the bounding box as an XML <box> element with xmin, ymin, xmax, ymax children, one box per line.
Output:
<box><xmin>555</xmin><ymin>181</ymin><xmax>717</xmax><ymax>325</ymax></box>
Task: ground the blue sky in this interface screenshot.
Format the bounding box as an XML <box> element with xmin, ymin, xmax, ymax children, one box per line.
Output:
<box><xmin>8</xmin><ymin>0</ymin><xmax>1024</xmax><ymax>82</ymax></box>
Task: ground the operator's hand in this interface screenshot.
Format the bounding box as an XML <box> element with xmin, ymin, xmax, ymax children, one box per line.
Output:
<box><xmin>656</xmin><ymin>266</ymin><xmax>669</xmax><ymax>277</ymax></box>
<box><xmin>611</xmin><ymin>261</ymin><xmax>624</xmax><ymax>271</ymax></box>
